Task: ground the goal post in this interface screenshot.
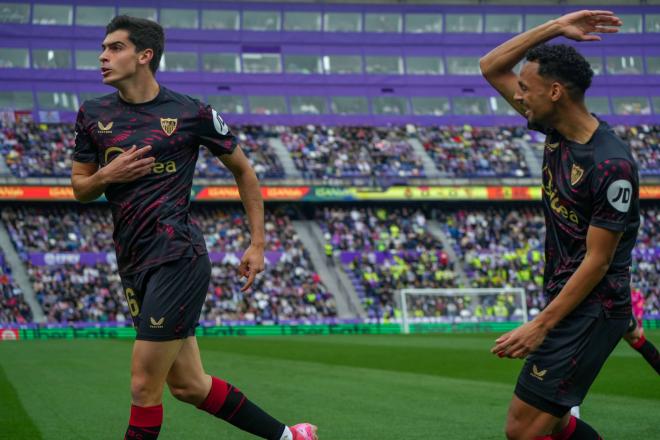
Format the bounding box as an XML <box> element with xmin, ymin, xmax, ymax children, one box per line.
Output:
<box><xmin>399</xmin><ymin>287</ymin><xmax>528</xmax><ymax>334</ymax></box>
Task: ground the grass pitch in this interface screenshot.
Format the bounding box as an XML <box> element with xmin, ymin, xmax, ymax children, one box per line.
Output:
<box><xmin>1</xmin><ymin>332</ymin><xmax>658</xmax><ymax>439</ymax></box>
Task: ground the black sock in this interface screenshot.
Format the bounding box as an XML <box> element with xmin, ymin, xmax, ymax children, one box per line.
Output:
<box><xmin>125</xmin><ymin>426</ymin><xmax>161</xmax><ymax>440</ymax></box>
<box><xmin>572</xmin><ymin>417</ymin><xmax>602</xmax><ymax>439</ymax></box>
<box><xmin>198</xmin><ymin>376</ymin><xmax>285</xmax><ymax>440</ymax></box>
<box><xmin>633</xmin><ymin>335</ymin><xmax>660</xmax><ymax>375</ymax></box>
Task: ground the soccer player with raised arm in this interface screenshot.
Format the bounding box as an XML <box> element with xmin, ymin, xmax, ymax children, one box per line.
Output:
<box><xmin>480</xmin><ymin>10</ymin><xmax>641</xmax><ymax>439</ymax></box>
<box><xmin>70</xmin><ymin>16</ymin><xmax>317</xmax><ymax>440</ymax></box>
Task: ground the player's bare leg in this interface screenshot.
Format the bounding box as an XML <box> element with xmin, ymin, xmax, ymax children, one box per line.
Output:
<box><xmin>125</xmin><ymin>339</ymin><xmax>185</xmax><ymax>439</ymax></box>
<box><xmin>624</xmin><ymin>321</ymin><xmax>660</xmax><ymax>375</ymax></box>
<box><xmin>166</xmin><ymin>336</ymin><xmax>318</xmax><ymax>439</ymax></box>
<box><xmin>505</xmin><ymin>395</ymin><xmax>602</xmax><ymax>439</ymax></box>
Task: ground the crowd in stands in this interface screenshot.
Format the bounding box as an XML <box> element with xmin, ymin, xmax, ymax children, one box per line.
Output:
<box><xmin>317</xmin><ymin>206</ymin><xmax>458</xmax><ymax>319</ymax></box>
<box><xmin>0</xmin><ymin>251</ymin><xmax>32</xmax><ymax>324</ymax></box>
<box><xmin>281</xmin><ymin>126</ymin><xmax>425</xmax><ymax>180</ymax></box>
<box><xmin>4</xmin><ymin>205</ymin><xmax>336</xmax><ymax>323</ymax></box>
<box><xmin>613</xmin><ymin>125</ymin><xmax>660</xmax><ymax>176</ymax></box>
<box><xmin>195</xmin><ymin>126</ymin><xmax>285</xmax><ymax>179</ymax></box>
<box><xmin>632</xmin><ymin>206</ymin><xmax>660</xmax><ymax>316</ymax></box>
<box><xmin>417</xmin><ymin>125</ymin><xmax>530</xmax><ymax>178</ymax></box>
<box><xmin>0</xmin><ymin>123</ymin><xmax>284</xmax><ymax>179</ymax></box>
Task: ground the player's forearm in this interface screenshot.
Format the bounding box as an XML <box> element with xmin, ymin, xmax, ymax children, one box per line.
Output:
<box><xmin>71</xmin><ymin>169</ymin><xmax>109</xmax><ymax>203</ymax></box>
<box><xmin>480</xmin><ymin>19</ymin><xmax>561</xmax><ymax>77</ymax></box>
<box><xmin>535</xmin><ymin>255</ymin><xmax>611</xmax><ymax>330</ymax></box>
<box><xmin>234</xmin><ymin>168</ymin><xmax>265</xmax><ymax>248</ymax></box>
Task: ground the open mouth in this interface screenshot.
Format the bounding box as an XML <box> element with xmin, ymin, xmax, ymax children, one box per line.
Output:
<box><xmin>101</xmin><ymin>67</ymin><xmax>112</xmax><ymax>77</ymax></box>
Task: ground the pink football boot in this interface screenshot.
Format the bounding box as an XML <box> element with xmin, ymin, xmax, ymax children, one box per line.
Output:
<box><xmin>291</xmin><ymin>423</ymin><xmax>318</xmax><ymax>440</ymax></box>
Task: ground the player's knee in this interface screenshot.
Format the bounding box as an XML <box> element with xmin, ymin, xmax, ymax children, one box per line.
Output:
<box><xmin>504</xmin><ymin>418</ymin><xmax>529</xmax><ymax>440</ymax></box>
<box><xmin>168</xmin><ymin>379</ymin><xmax>207</xmax><ymax>405</ymax></box>
<box><xmin>130</xmin><ymin>374</ymin><xmax>162</xmax><ymax>406</ymax></box>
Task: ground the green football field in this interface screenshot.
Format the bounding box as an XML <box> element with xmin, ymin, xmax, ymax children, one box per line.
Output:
<box><xmin>1</xmin><ymin>332</ymin><xmax>658</xmax><ymax>439</ymax></box>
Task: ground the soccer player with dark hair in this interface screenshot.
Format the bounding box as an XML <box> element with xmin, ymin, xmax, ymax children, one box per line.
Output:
<box><xmin>70</xmin><ymin>15</ymin><xmax>317</xmax><ymax>440</ymax></box>
<box><xmin>480</xmin><ymin>10</ymin><xmax>641</xmax><ymax>439</ymax></box>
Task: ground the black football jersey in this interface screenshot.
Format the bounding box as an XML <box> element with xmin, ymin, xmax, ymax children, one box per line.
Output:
<box><xmin>537</xmin><ymin>119</ymin><xmax>639</xmax><ymax>317</ymax></box>
<box><xmin>73</xmin><ymin>86</ymin><xmax>236</xmax><ymax>275</ymax></box>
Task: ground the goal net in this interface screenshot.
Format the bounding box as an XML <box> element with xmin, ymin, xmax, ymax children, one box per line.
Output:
<box><xmin>399</xmin><ymin>287</ymin><xmax>528</xmax><ymax>334</ymax></box>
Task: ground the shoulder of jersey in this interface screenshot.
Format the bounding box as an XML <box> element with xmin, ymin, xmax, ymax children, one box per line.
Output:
<box><xmin>593</xmin><ymin>124</ymin><xmax>634</xmax><ymax>165</ymax></box>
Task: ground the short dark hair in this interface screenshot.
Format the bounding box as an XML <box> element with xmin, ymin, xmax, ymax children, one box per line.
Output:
<box><xmin>525</xmin><ymin>44</ymin><xmax>593</xmax><ymax>100</ymax></box>
<box><xmin>106</xmin><ymin>15</ymin><xmax>164</xmax><ymax>74</ymax></box>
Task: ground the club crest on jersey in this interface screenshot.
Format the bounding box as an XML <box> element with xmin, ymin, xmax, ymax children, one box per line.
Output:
<box><xmin>570</xmin><ymin>164</ymin><xmax>584</xmax><ymax>186</ymax></box>
<box><xmin>160</xmin><ymin>118</ymin><xmax>177</xmax><ymax>136</ymax></box>
<box><xmin>97</xmin><ymin>121</ymin><xmax>113</xmax><ymax>134</ymax></box>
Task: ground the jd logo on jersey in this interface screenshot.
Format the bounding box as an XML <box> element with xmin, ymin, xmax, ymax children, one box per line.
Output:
<box><xmin>98</xmin><ymin>121</ymin><xmax>113</xmax><ymax>134</ymax></box>
<box><xmin>160</xmin><ymin>118</ymin><xmax>177</xmax><ymax>136</ymax></box>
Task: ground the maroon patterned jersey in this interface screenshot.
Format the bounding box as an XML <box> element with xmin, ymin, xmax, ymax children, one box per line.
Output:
<box><xmin>73</xmin><ymin>87</ymin><xmax>236</xmax><ymax>275</ymax></box>
<box><xmin>537</xmin><ymin>119</ymin><xmax>639</xmax><ymax>317</ymax></box>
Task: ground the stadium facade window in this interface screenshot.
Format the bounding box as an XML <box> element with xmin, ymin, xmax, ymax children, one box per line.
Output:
<box><xmin>0</xmin><ymin>3</ymin><xmax>29</xmax><ymax>24</ymax></box>
<box><xmin>331</xmin><ymin>96</ymin><xmax>369</xmax><ymax>114</ymax></box>
<box><xmin>606</xmin><ymin>55</ymin><xmax>643</xmax><ymax>75</ymax></box>
<box><xmin>284</xmin><ymin>55</ymin><xmax>322</xmax><ymax>74</ymax></box>
<box><xmin>75</xmin><ymin>50</ymin><xmax>100</xmax><ymax>70</ymax></box>
<box><xmin>584</xmin><ymin>56</ymin><xmax>603</xmax><ymax>75</ymax></box>
<box><xmin>446</xmin><ymin>56</ymin><xmax>481</xmax><ymax>75</ymax></box>
<box><xmin>243</xmin><ymin>11</ymin><xmax>280</xmax><ymax>31</ymax></box>
<box><xmin>365</xmin><ymin>56</ymin><xmax>403</xmax><ymax>75</ymax></box>
<box><xmin>207</xmin><ymin>95</ymin><xmax>245</xmax><ymax>114</ymax></box>
<box><xmin>32</xmin><ymin>49</ymin><xmax>71</xmax><ymax>69</ymax></box>
<box><xmin>646</xmin><ymin>14</ymin><xmax>660</xmax><ymax>33</ymax></box>
<box><xmin>290</xmin><ymin>96</ymin><xmax>327</xmax><ymax>114</ymax></box>
<box><xmin>585</xmin><ymin>96</ymin><xmax>611</xmax><ymax>114</ymax></box>
<box><xmin>0</xmin><ymin>48</ymin><xmax>29</xmax><ymax>68</ymax></box>
<box><xmin>617</xmin><ymin>14</ymin><xmax>642</xmax><ymax>33</ymax></box>
<box><xmin>33</xmin><ymin>4</ymin><xmax>72</xmax><ymax>25</ymax></box>
<box><xmin>323</xmin><ymin>55</ymin><xmax>362</xmax><ymax>74</ymax></box>
<box><xmin>159</xmin><ymin>52</ymin><xmax>198</xmax><ymax>72</ymax></box>
<box><xmin>75</xmin><ymin>6</ymin><xmax>114</xmax><ymax>26</ymax></box>
<box><xmin>453</xmin><ymin>97</ymin><xmax>490</xmax><ymax>115</ymax></box>
<box><xmin>652</xmin><ymin>97</ymin><xmax>660</xmax><ymax>114</ymax></box>
<box><xmin>405</xmin><ymin>13</ymin><xmax>442</xmax><ymax>33</ymax></box>
<box><xmin>248</xmin><ymin>95</ymin><xmax>287</xmax><ymax>115</ymax></box>
<box><xmin>0</xmin><ymin>91</ymin><xmax>33</xmax><ymax>109</ymax></box>
<box><xmin>242</xmin><ymin>53</ymin><xmax>281</xmax><ymax>74</ymax></box>
<box><xmin>201</xmin><ymin>10</ymin><xmax>239</xmax><ymax>30</ymax></box>
<box><xmin>284</xmin><ymin>11</ymin><xmax>321</xmax><ymax>31</ymax></box>
<box><xmin>485</xmin><ymin>14</ymin><xmax>522</xmax><ymax>33</ymax></box>
<box><xmin>612</xmin><ymin>97</ymin><xmax>651</xmax><ymax>115</ymax></box>
<box><xmin>445</xmin><ymin>14</ymin><xmax>482</xmax><ymax>33</ymax></box>
<box><xmin>37</xmin><ymin>91</ymin><xmax>79</xmax><ymax>111</ymax></box>
<box><xmin>372</xmin><ymin>96</ymin><xmax>409</xmax><ymax>115</ymax></box>
<box><xmin>406</xmin><ymin>56</ymin><xmax>444</xmax><ymax>75</ymax></box>
<box><xmin>524</xmin><ymin>14</ymin><xmax>554</xmax><ymax>31</ymax></box>
<box><xmin>490</xmin><ymin>96</ymin><xmax>518</xmax><ymax>115</ymax></box>
<box><xmin>324</xmin><ymin>12</ymin><xmax>361</xmax><ymax>32</ymax></box>
<box><xmin>79</xmin><ymin>91</ymin><xmax>109</xmax><ymax>102</ymax></box>
<box><xmin>365</xmin><ymin>13</ymin><xmax>402</xmax><ymax>33</ymax></box>
<box><xmin>160</xmin><ymin>9</ymin><xmax>198</xmax><ymax>29</ymax></box>
<box><xmin>646</xmin><ymin>56</ymin><xmax>660</xmax><ymax>74</ymax></box>
<box><xmin>411</xmin><ymin>97</ymin><xmax>450</xmax><ymax>116</ymax></box>
<box><xmin>202</xmin><ymin>53</ymin><xmax>240</xmax><ymax>73</ymax></box>
<box><xmin>118</xmin><ymin>7</ymin><xmax>157</xmax><ymax>22</ymax></box>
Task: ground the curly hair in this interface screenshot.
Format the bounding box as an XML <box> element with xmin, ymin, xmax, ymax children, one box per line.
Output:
<box><xmin>106</xmin><ymin>15</ymin><xmax>164</xmax><ymax>74</ymax></box>
<box><xmin>525</xmin><ymin>44</ymin><xmax>593</xmax><ymax>100</ymax></box>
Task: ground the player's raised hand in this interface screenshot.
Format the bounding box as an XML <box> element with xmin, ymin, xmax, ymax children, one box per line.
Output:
<box><xmin>238</xmin><ymin>244</ymin><xmax>265</xmax><ymax>292</ymax></box>
<box><xmin>100</xmin><ymin>145</ymin><xmax>155</xmax><ymax>183</ymax></box>
<box><xmin>556</xmin><ymin>10</ymin><xmax>622</xmax><ymax>42</ymax></box>
<box><xmin>491</xmin><ymin>320</ymin><xmax>549</xmax><ymax>359</ymax></box>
